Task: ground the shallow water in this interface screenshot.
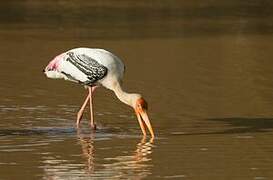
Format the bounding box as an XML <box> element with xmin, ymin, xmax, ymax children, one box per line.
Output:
<box><xmin>1</xmin><ymin>1</ymin><xmax>273</xmax><ymax>179</ymax></box>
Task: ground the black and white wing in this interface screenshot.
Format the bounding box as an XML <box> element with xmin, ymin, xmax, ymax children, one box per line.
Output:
<box><xmin>62</xmin><ymin>51</ymin><xmax>108</xmax><ymax>85</ymax></box>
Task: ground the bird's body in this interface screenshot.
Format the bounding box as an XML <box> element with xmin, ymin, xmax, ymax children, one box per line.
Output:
<box><xmin>46</xmin><ymin>48</ymin><xmax>124</xmax><ymax>89</ymax></box>
<box><xmin>44</xmin><ymin>48</ymin><xmax>154</xmax><ymax>137</ymax></box>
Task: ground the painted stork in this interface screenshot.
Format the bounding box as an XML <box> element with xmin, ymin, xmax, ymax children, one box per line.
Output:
<box><xmin>43</xmin><ymin>48</ymin><xmax>154</xmax><ymax>137</ymax></box>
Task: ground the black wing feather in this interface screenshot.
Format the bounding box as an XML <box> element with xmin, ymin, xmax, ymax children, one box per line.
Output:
<box><xmin>66</xmin><ymin>52</ymin><xmax>108</xmax><ymax>85</ymax></box>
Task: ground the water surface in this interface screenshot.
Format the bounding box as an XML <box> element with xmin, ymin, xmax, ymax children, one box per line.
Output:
<box><xmin>1</xmin><ymin>1</ymin><xmax>273</xmax><ymax>179</ymax></box>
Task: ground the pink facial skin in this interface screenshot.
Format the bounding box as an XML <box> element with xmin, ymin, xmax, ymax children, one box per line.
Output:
<box><xmin>44</xmin><ymin>53</ymin><xmax>65</xmax><ymax>72</ymax></box>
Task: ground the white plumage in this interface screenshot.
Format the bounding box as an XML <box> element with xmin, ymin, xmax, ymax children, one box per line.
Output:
<box><xmin>44</xmin><ymin>48</ymin><xmax>154</xmax><ymax>137</ymax></box>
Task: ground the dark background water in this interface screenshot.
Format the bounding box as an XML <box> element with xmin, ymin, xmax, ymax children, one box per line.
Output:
<box><xmin>0</xmin><ymin>1</ymin><xmax>273</xmax><ymax>179</ymax></box>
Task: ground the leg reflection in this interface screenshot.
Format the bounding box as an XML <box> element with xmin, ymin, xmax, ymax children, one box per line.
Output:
<box><xmin>77</xmin><ymin>128</ymin><xmax>95</xmax><ymax>174</ymax></box>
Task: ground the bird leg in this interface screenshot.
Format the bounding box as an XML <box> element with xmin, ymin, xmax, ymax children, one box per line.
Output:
<box><xmin>76</xmin><ymin>91</ymin><xmax>90</xmax><ymax>127</ymax></box>
<box><xmin>76</xmin><ymin>86</ymin><xmax>98</xmax><ymax>128</ymax></box>
<box><xmin>89</xmin><ymin>86</ymin><xmax>97</xmax><ymax>130</ymax></box>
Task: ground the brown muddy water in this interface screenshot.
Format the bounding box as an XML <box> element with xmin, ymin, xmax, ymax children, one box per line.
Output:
<box><xmin>1</xmin><ymin>1</ymin><xmax>273</xmax><ymax>179</ymax></box>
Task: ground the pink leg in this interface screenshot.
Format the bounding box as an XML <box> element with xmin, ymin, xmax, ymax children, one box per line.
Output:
<box><xmin>89</xmin><ymin>87</ymin><xmax>97</xmax><ymax>130</ymax></box>
<box><xmin>76</xmin><ymin>92</ymin><xmax>90</xmax><ymax>127</ymax></box>
<box><xmin>76</xmin><ymin>86</ymin><xmax>98</xmax><ymax>128</ymax></box>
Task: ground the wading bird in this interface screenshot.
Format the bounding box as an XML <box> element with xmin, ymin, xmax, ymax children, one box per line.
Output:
<box><xmin>43</xmin><ymin>48</ymin><xmax>154</xmax><ymax>137</ymax></box>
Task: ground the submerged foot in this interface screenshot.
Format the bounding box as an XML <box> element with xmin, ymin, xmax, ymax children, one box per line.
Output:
<box><xmin>91</xmin><ymin>124</ymin><xmax>97</xmax><ymax>130</ymax></box>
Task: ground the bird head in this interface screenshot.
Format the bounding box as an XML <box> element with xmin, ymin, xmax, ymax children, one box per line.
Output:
<box><xmin>43</xmin><ymin>53</ymin><xmax>64</xmax><ymax>79</ymax></box>
<box><xmin>132</xmin><ymin>95</ymin><xmax>154</xmax><ymax>138</ymax></box>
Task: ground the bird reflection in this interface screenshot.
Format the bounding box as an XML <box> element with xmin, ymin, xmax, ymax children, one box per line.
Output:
<box><xmin>134</xmin><ymin>137</ymin><xmax>154</xmax><ymax>162</ymax></box>
<box><xmin>41</xmin><ymin>130</ymin><xmax>154</xmax><ymax>179</ymax></box>
<box><xmin>76</xmin><ymin>129</ymin><xmax>154</xmax><ymax>179</ymax></box>
<box><xmin>76</xmin><ymin>128</ymin><xmax>95</xmax><ymax>174</ymax></box>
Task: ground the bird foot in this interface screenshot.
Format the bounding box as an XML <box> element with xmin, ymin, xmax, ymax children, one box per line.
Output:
<box><xmin>91</xmin><ymin>124</ymin><xmax>97</xmax><ymax>130</ymax></box>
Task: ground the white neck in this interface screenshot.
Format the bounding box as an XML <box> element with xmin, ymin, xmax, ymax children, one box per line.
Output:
<box><xmin>112</xmin><ymin>82</ymin><xmax>139</xmax><ymax>108</ymax></box>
